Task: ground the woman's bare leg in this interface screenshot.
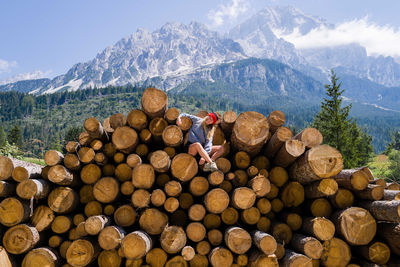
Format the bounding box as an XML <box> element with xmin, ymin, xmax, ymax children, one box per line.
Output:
<box><xmin>188</xmin><ymin>143</ymin><xmax>212</xmax><ymax>163</ymax></box>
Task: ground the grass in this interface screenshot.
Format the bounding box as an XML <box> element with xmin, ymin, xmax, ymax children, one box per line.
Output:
<box><xmin>368</xmin><ymin>154</ymin><xmax>392</xmax><ymax>180</ymax></box>
<box><xmin>21</xmin><ymin>157</ymin><xmax>46</xmax><ymax>166</ymax></box>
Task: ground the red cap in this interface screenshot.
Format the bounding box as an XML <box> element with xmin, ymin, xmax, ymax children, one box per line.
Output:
<box><xmin>208</xmin><ymin>112</ymin><xmax>218</xmax><ymax>125</ymax></box>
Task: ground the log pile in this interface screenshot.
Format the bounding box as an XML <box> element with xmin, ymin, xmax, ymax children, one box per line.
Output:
<box><xmin>0</xmin><ymin>87</ymin><xmax>400</xmax><ymax>267</ymax></box>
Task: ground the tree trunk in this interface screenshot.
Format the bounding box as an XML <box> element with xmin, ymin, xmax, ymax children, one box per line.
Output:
<box><xmin>186</xmin><ymin>222</ymin><xmax>206</xmax><ymax>242</ymax></box>
<box><xmin>331</xmin><ymin>207</ymin><xmax>376</xmax><ymax>245</ymax></box>
<box><xmin>84</xmin><ymin>117</ymin><xmax>105</xmax><ymax>139</ymax></box>
<box><xmin>358</xmin><ymin>200</ymin><xmax>400</xmax><ymax>222</ymax></box>
<box><xmin>112</xmin><ymin>126</ymin><xmax>139</xmax><ymax>154</ymax></box>
<box><xmin>51</xmin><ymin>215</ymin><xmax>73</xmax><ymax>234</ymax></box>
<box><xmin>358</xmin><ymin>241</ymin><xmax>391</xmax><ymax>265</ymax></box>
<box><xmin>354</xmin><ymin>184</ymin><xmax>384</xmax><ymax>200</ymax></box>
<box><xmin>301</xmin><ymin>217</ymin><xmax>335</xmax><ymax>241</ymax></box>
<box><xmin>31</xmin><ymin>205</ymin><xmax>55</xmax><ymax>232</ymax></box>
<box><xmin>383</xmin><ymin>190</ymin><xmax>400</xmax><ymax>200</ymax></box>
<box><xmin>93</xmin><ymin>177</ymin><xmax>120</xmax><ymax>203</ymax></box>
<box><xmin>289</xmin><ymin>145</ymin><xmax>343</xmax><ymax>184</ymax></box>
<box><xmin>271</xmin><ymin>221</ymin><xmax>293</xmax><ymax>244</ymax></box>
<box><xmin>304</xmin><ymin>179</ymin><xmax>338</xmax><ymax>199</ymax></box>
<box><xmin>293</xmin><ymin>128</ymin><xmax>323</xmax><ymax>148</ymax></box>
<box><xmin>274</xmin><ymin>140</ymin><xmax>305</xmax><ymax>168</ymax></box>
<box><xmin>127</xmin><ymin>109</ymin><xmax>148</xmax><ymax>131</ymax></box>
<box><xmin>329</xmin><ymin>188</ymin><xmax>354</xmax><ymax>209</ymax></box>
<box><xmin>181</xmin><ymin>246</ymin><xmax>195</xmax><ymax>261</ymax></box>
<box><xmin>109</xmin><ymin>113</ymin><xmax>127</xmax><ymax>129</ymax></box>
<box><xmin>132</xmin><ymin>164</ymin><xmax>155</xmax><ymax>189</ymax></box>
<box><xmin>281</xmin><ymin>249</ymin><xmax>313</xmax><ymax>267</ymax></box>
<box><xmin>264</xmin><ymin>127</ymin><xmax>293</xmax><ymax>159</ymax></box>
<box><xmin>267</xmin><ymin>110</ymin><xmax>285</xmax><ymax>134</ymax></box>
<box><xmin>48</xmin><ymin>165</ymin><xmax>76</xmax><ymax>185</ymax></box>
<box><xmin>252</xmin><ymin>230</ymin><xmax>277</xmax><ymax>255</ymax></box>
<box><xmin>16</xmin><ymin>179</ymin><xmax>50</xmax><ymax>199</ymax></box>
<box><xmin>248</xmin><ymin>175</ymin><xmax>271</xmax><ymax>197</ymax></box>
<box><xmin>22</xmin><ymin>247</ymin><xmax>59</xmax><ymax>267</ymax></box>
<box><xmin>190</xmin><ymin>176</ymin><xmax>209</xmax><ymax>196</ymax></box>
<box><xmin>0</xmin><ymin>181</ymin><xmax>16</xmax><ymax>197</ymax></box>
<box><xmin>150</xmin><ymin>150</ymin><xmax>171</xmax><ymax>173</ymax></box>
<box><xmin>64</xmin><ymin>153</ymin><xmax>81</xmax><ymax>171</ymax></box>
<box><xmin>231</xmin><ymin>187</ymin><xmax>256</xmax><ymax>210</ymax></box>
<box><xmin>0</xmin><ymin>197</ymin><xmax>30</xmax><ymax>227</ymax></box>
<box><xmin>47</xmin><ymin>187</ymin><xmax>78</xmax><ymax>214</ymax></box>
<box><xmin>224</xmin><ymin>227</ymin><xmax>252</xmax><ymax>254</ymax></box>
<box><xmin>208</xmin><ymin>247</ymin><xmax>233</xmax><ymax>267</ymax></box>
<box><xmin>149</xmin><ymin>117</ymin><xmax>168</xmax><ymax>141</ymax></box>
<box><xmin>66</xmin><ymin>239</ymin><xmax>100</xmax><ymax>266</ymax></box>
<box><xmin>141</xmin><ymin>87</ymin><xmax>168</xmax><ymax>119</ymax></box>
<box><xmin>221</xmin><ymin>110</ymin><xmax>237</xmax><ymax>138</ymax></box>
<box><xmin>208</xmin><ymin>170</ymin><xmax>224</xmax><ymax>186</ymax></box>
<box><xmin>131</xmin><ymin>189</ymin><xmax>151</xmax><ymax>208</ymax></box>
<box><xmin>320</xmin><ymin>238</ymin><xmax>351</xmax><ymax>267</ymax></box>
<box><xmin>377</xmin><ymin>222</ymin><xmax>400</xmax><ymax>256</ymax></box>
<box><xmin>162</xmin><ymin>125</ymin><xmax>183</xmax><ymax>147</ymax></box>
<box><xmin>170</xmin><ymin>153</ymin><xmax>198</xmax><ymax>182</ymax></box>
<box><xmin>3</xmin><ymin>224</ymin><xmax>40</xmax><ymax>254</ymax></box>
<box><xmin>145</xmin><ymin>248</ymin><xmax>168</xmax><ymax>267</ymax></box>
<box><xmin>150</xmin><ymin>189</ymin><xmax>166</xmax><ymax>207</ymax></box>
<box><xmin>290</xmin><ymin>234</ymin><xmax>323</xmax><ymax>260</ymax></box>
<box><xmin>160</xmin><ymin>226</ymin><xmax>186</xmax><ymax>254</ymax></box>
<box><xmin>281</xmin><ymin>182</ymin><xmax>305</xmax><ymax>208</ymax></box>
<box><xmin>65</xmin><ymin>141</ymin><xmax>79</xmax><ymax>153</ymax></box>
<box><xmin>114</xmin><ymin>205</ymin><xmax>136</xmax><ymax>227</ymax></box>
<box><xmin>84</xmin><ymin>215</ymin><xmax>110</xmax><ymax>235</ymax></box>
<box><xmin>248</xmin><ymin>251</ymin><xmax>279</xmax><ymax>267</ymax></box>
<box><xmin>333</xmin><ymin>167</ymin><xmax>373</xmax><ymax>191</ymax></box>
<box><xmin>98</xmin><ymin>249</ymin><xmax>122</xmax><ymax>267</ymax></box>
<box><xmin>0</xmin><ymin>246</ymin><xmax>16</xmax><ymax>267</ymax></box>
<box><xmin>0</xmin><ymin>156</ymin><xmax>14</xmax><ymax>181</ymax></box>
<box><xmin>138</xmin><ymin>208</ymin><xmax>168</xmax><ymax>235</ymax></box>
<box><xmin>231</xmin><ymin>111</ymin><xmax>270</xmax><ymax>156</ymax></box>
<box><xmin>44</xmin><ymin>150</ymin><xmax>64</xmax><ymax>166</ymax></box>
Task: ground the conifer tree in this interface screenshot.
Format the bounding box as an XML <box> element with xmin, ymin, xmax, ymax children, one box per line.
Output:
<box><xmin>0</xmin><ymin>125</ymin><xmax>6</xmax><ymax>147</ymax></box>
<box><xmin>312</xmin><ymin>70</ymin><xmax>373</xmax><ymax>168</ymax></box>
<box><xmin>7</xmin><ymin>123</ymin><xmax>23</xmax><ymax>148</ymax></box>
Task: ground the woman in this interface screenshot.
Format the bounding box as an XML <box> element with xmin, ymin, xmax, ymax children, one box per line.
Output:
<box><xmin>177</xmin><ymin>112</ymin><xmax>224</xmax><ymax>172</ymax></box>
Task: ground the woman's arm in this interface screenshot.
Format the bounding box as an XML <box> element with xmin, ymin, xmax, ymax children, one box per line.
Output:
<box><xmin>178</xmin><ymin>113</ymin><xmax>201</xmax><ymax>124</ymax></box>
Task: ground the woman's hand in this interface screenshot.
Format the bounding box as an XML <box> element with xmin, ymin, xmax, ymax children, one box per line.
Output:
<box><xmin>176</xmin><ymin>116</ymin><xmax>182</xmax><ymax>127</ymax></box>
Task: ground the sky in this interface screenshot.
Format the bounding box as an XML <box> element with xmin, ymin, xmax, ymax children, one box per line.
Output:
<box><xmin>1</xmin><ymin>0</ymin><xmax>400</xmax><ymax>84</ymax></box>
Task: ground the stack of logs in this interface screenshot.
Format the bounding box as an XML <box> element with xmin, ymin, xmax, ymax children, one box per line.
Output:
<box><xmin>0</xmin><ymin>87</ymin><xmax>400</xmax><ymax>267</ymax></box>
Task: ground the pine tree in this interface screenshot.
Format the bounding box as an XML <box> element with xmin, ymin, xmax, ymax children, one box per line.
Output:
<box><xmin>7</xmin><ymin>123</ymin><xmax>23</xmax><ymax>148</ymax></box>
<box><xmin>312</xmin><ymin>70</ymin><xmax>373</xmax><ymax>168</ymax></box>
<box><xmin>0</xmin><ymin>125</ymin><xmax>6</xmax><ymax>147</ymax></box>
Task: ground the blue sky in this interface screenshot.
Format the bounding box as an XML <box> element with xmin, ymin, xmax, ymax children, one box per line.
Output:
<box><xmin>1</xmin><ymin>0</ymin><xmax>399</xmax><ymax>84</ymax></box>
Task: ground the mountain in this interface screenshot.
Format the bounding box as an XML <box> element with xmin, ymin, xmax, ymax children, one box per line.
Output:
<box><xmin>229</xmin><ymin>6</ymin><xmax>400</xmax><ymax>88</ymax></box>
<box><xmin>29</xmin><ymin>22</ymin><xmax>246</xmax><ymax>94</ymax></box>
<box><xmin>0</xmin><ymin>78</ymin><xmax>50</xmax><ymax>93</ymax></box>
<box><xmin>1</xmin><ymin>5</ymin><xmax>400</xmax><ymax>112</ymax></box>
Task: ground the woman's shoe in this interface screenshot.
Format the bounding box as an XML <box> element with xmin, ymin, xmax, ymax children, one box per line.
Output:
<box><xmin>204</xmin><ymin>161</ymin><xmax>218</xmax><ymax>172</ymax></box>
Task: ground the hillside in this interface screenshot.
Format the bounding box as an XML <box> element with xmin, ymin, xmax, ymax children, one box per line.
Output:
<box><xmin>1</xmin><ymin>82</ymin><xmax>399</xmax><ymax>157</ymax></box>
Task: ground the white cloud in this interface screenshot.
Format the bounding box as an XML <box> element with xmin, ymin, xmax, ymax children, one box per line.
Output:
<box><xmin>207</xmin><ymin>0</ymin><xmax>250</xmax><ymax>28</ymax></box>
<box><xmin>0</xmin><ymin>58</ymin><xmax>17</xmax><ymax>73</ymax></box>
<box><xmin>276</xmin><ymin>17</ymin><xmax>400</xmax><ymax>57</ymax></box>
<box><xmin>0</xmin><ymin>70</ymin><xmax>51</xmax><ymax>85</ymax></box>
